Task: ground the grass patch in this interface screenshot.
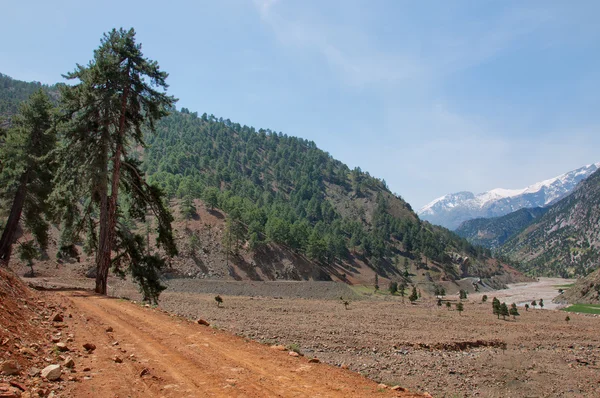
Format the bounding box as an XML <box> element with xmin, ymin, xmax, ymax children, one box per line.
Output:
<box><xmin>554</xmin><ymin>283</ymin><xmax>575</xmax><ymax>289</ymax></box>
<box><xmin>562</xmin><ymin>304</ymin><xmax>600</xmax><ymax>314</ymax></box>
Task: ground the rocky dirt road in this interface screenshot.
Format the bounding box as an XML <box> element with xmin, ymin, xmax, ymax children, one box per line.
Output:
<box><xmin>60</xmin><ymin>291</ymin><xmax>421</xmax><ymax>397</ymax></box>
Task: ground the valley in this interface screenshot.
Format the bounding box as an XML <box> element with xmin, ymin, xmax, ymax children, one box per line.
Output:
<box><xmin>18</xmin><ymin>275</ymin><xmax>600</xmax><ymax>398</ymax></box>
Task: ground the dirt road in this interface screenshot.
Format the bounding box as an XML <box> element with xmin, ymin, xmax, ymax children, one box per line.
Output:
<box><xmin>59</xmin><ymin>291</ymin><xmax>421</xmax><ymax>397</ymax></box>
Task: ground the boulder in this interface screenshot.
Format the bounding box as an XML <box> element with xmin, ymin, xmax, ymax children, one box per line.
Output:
<box><xmin>288</xmin><ymin>351</ymin><xmax>300</xmax><ymax>357</ymax></box>
<box><xmin>41</xmin><ymin>364</ymin><xmax>61</xmax><ymax>381</ymax></box>
<box><xmin>308</xmin><ymin>358</ymin><xmax>320</xmax><ymax>363</ymax></box>
<box><xmin>197</xmin><ymin>319</ymin><xmax>210</xmax><ymax>326</ymax></box>
<box><xmin>63</xmin><ymin>357</ymin><xmax>75</xmax><ymax>369</ymax></box>
<box><xmin>0</xmin><ymin>360</ymin><xmax>20</xmax><ymax>376</ymax></box>
<box><xmin>0</xmin><ymin>383</ymin><xmax>21</xmax><ymax>398</ymax></box>
<box><xmin>270</xmin><ymin>345</ymin><xmax>286</xmax><ymax>351</ymax></box>
<box><xmin>51</xmin><ymin>313</ymin><xmax>63</xmax><ymax>322</ymax></box>
<box><xmin>82</xmin><ymin>343</ymin><xmax>96</xmax><ymax>352</ymax></box>
<box><xmin>55</xmin><ymin>342</ymin><xmax>69</xmax><ymax>352</ymax></box>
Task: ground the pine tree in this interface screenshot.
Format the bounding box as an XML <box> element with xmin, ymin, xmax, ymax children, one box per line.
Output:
<box><xmin>500</xmin><ymin>302</ymin><xmax>509</xmax><ymax>320</ymax></box>
<box><xmin>509</xmin><ymin>303</ymin><xmax>520</xmax><ymax>320</ymax></box>
<box><xmin>492</xmin><ymin>297</ymin><xmax>501</xmax><ymax>319</ymax></box>
<box><xmin>52</xmin><ymin>28</ymin><xmax>177</xmax><ymax>301</ymax></box>
<box><xmin>388</xmin><ymin>281</ymin><xmax>398</xmax><ymax>295</ymax></box>
<box><xmin>0</xmin><ymin>90</ymin><xmax>55</xmax><ymax>266</ymax></box>
<box><xmin>409</xmin><ymin>286</ymin><xmax>418</xmax><ymax>303</ymax></box>
<box><xmin>456</xmin><ymin>302</ymin><xmax>464</xmax><ymax>315</ymax></box>
<box><xmin>539</xmin><ymin>299</ymin><xmax>544</xmax><ymax>309</ymax></box>
<box><xmin>399</xmin><ymin>283</ymin><xmax>406</xmax><ymax>302</ymax></box>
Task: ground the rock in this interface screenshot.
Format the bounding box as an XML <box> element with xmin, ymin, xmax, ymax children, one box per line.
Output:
<box><xmin>341</xmin><ymin>364</ymin><xmax>349</xmax><ymax>370</ymax></box>
<box><xmin>308</xmin><ymin>358</ymin><xmax>320</xmax><ymax>363</ymax></box>
<box><xmin>55</xmin><ymin>343</ymin><xmax>69</xmax><ymax>352</ymax></box>
<box><xmin>63</xmin><ymin>357</ymin><xmax>75</xmax><ymax>369</ymax></box>
<box><xmin>1</xmin><ymin>360</ymin><xmax>20</xmax><ymax>375</ymax></box>
<box><xmin>197</xmin><ymin>319</ymin><xmax>210</xmax><ymax>326</ymax></box>
<box><xmin>288</xmin><ymin>351</ymin><xmax>300</xmax><ymax>357</ymax></box>
<box><xmin>51</xmin><ymin>313</ymin><xmax>63</xmax><ymax>322</ymax></box>
<box><xmin>50</xmin><ymin>337</ymin><xmax>60</xmax><ymax>343</ymax></box>
<box><xmin>8</xmin><ymin>382</ymin><xmax>25</xmax><ymax>392</ymax></box>
<box><xmin>391</xmin><ymin>385</ymin><xmax>406</xmax><ymax>392</ymax></box>
<box><xmin>106</xmin><ymin>326</ymin><xmax>113</xmax><ymax>333</ymax></box>
<box><xmin>41</xmin><ymin>364</ymin><xmax>61</xmax><ymax>381</ymax></box>
<box><xmin>19</xmin><ymin>347</ymin><xmax>37</xmax><ymax>357</ymax></box>
<box><xmin>83</xmin><ymin>367</ymin><xmax>91</xmax><ymax>372</ymax></box>
<box><xmin>28</xmin><ymin>367</ymin><xmax>41</xmax><ymax>377</ymax></box>
<box><xmin>140</xmin><ymin>368</ymin><xmax>150</xmax><ymax>377</ymax></box>
<box><xmin>0</xmin><ymin>383</ymin><xmax>21</xmax><ymax>398</ymax></box>
<box><xmin>82</xmin><ymin>343</ymin><xmax>96</xmax><ymax>352</ymax></box>
<box><xmin>112</xmin><ymin>356</ymin><xmax>122</xmax><ymax>363</ymax></box>
<box><xmin>377</xmin><ymin>383</ymin><xmax>388</xmax><ymax>389</ymax></box>
<box><xmin>270</xmin><ymin>345</ymin><xmax>286</xmax><ymax>351</ymax></box>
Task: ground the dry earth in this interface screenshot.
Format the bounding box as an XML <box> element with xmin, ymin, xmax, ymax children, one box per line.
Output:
<box><xmin>10</xmin><ymin>274</ymin><xmax>600</xmax><ymax>397</ymax></box>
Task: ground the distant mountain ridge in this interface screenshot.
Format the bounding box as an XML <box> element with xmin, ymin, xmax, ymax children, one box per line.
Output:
<box><xmin>499</xmin><ymin>168</ymin><xmax>600</xmax><ymax>277</ymax></box>
<box><xmin>419</xmin><ymin>162</ymin><xmax>600</xmax><ymax>230</ymax></box>
<box><xmin>455</xmin><ymin>207</ymin><xmax>548</xmax><ymax>249</ymax></box>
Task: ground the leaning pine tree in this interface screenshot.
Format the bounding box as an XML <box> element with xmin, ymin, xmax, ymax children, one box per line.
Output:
<box><xmin>51</xmin><ymin>28</ymin><xmax>177</xmax><ymax>302</ymax></box>
<box><xmin>0</xmin><ymin>90</ymin><xmax>55</xmax><ymax>266</ymax></box>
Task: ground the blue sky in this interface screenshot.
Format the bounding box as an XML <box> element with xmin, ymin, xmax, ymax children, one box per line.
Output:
<box><xmin>1</xmin><ymin>0</ymin><xmax>599</xmax><ymax>208</ymax></box>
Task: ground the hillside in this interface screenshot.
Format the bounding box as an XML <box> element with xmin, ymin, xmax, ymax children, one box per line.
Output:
<box><xmin>0</xmin><ymin>72</ymin><xmax>526</xmax><ymax>289</ymax></box>
<box><xmin>419</xmin><ymin>163</ymin><xmax>600</xmax><ymax>230</ymax></box>
<box><xmin>137</xmin><ymin>109</ymin><xmax>524</xmax><ymax>287</ymax></box>
<box><xmin>499</xmin><ymin>169</ymin><xmax>600</xmax><ymax>277</ymax></box>
<box><xmin>455</xmin><ymin>207</ymin><xmax>548</xmax><ymax>249</ymax></box>
<box><xmin>0</xmin><ymin>73</ymin><xmax>59</xmax><ymax>125</ymax></box>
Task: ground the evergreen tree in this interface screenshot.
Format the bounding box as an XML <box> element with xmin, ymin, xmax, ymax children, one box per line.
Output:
<box><xmin>399</xmin><ymin>283</ymin><xmax>406</xmax><ymax>302</ymax></box>
<box><xmin>459</xmin><ymin>289</ymin><xmax>468</xmax><ymax>300</ymax></box>
<box><xmin>181</xmin><ymin>195</ymin><xmax>196</xmax><ymax>224</ymax></box>
<box><xmin>524</xmin><ymin>303</ymin><xmax>530</xmax><ymax>311</ymax></box>
<box><xmin>482</xmin><ymin>295</ymin><xmax>488</xmax><ymax>302</ymax></box>
<box><xmin>52</xmin><ymin>28</ymin><xmax>177</xmax><ymax>300</ymax></box>
<box><xmin>409</xmin><ymin>286</ymin><xmax>418</xmax><ymax>303</ymax></box>
<box><xmin>0</xmin><ymin>90</ymin><xmax>55</xmax><ymax>266</ymax></box>
<box><xmin>539</xmin><ymin>298</ymin><xmax>544</xmax><ymax>309</ymax></box>
<box><xmin>437</xmin><ymin>298</ymin><xmax>442</xmax><ymax>307</ymax></box>
<box><xmin>500</xmin><ymin>302</ymin><xmax>509</xmax><ymax>320</ymax></box>
<box><xmin>492</xmin><ymin>297</ymin><xmax>501</xmax><ymax>319</ymax></box>
<box><xmin>531</xmin><ymin>300</ymin><xmax>537</xmax><ymax>308</ymax></box>
<box><xmin>388</xmin><ymin>281</ymin><xmax>398</xmax><ymax>295</ymax></box>
<box><xmin>446</xmin><ymin>301</ymin><xmax>451</xmax><ymax>310</ymax></box>
<box><xmin>509</xmin><ymin>303</ymin><xmax>520</xmax><ymax>320</ymax></box>
<box><xmin>456</xmin><ymin>302</ymin><xmax>464</xmax><ymax>315</ymax></box>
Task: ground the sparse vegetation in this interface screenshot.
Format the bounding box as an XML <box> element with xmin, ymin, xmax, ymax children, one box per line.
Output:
<box><xmin>215</xmin><ymin>295</ymin><xmax>223</xmax><ymax>307</ymax></box>
<box><xmin>456</xmin><ymin>302</ymin><xmax>464</xmax><ymax>315</ymax></box>
<box><xmin>482</xmin><ymin>295</ymin><xmax>488</xmax><ymax>302</ymax></box>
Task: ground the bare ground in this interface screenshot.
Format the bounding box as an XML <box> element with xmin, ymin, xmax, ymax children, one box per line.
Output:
<box><xmin>17</xmin><ymin>276</ymin><xmax>600</xmax><ymax>397</ymax></box>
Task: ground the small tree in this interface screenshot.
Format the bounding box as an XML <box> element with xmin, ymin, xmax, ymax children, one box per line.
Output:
<box><xmin>456</xmin><ymin>302</ymin><xmax>464</xmax><ymax>315</ymax></box>
<box><xmin>500</xmin><ymin>303</ymin><xmax>509</xmax><ymax>320</ymax></box>
<box><xmin>509</xmin><ymin>303</ymin><xmax>520</xmax><ymax>320</ymax></box>
<box><xmin>399</xmin><ymin>283</ymin><xmax>406</xmax><ymax>302</ymax></box>
<box><xmin>340</xmin><ymin>297</ymin><xmax>350</xmax><ymax>310</ymax></box>
<box><xmin>525</xmin><ymin>303</ymin><xmax>530</xmax><ymax>311</ymax></box>
<box><xmin>437</xmin><ymin>298</ymin><xmax>443</xmax><ymax>307</ymax></box>
<box><xmin>531</xmin><ymin>300</ymin><xmax>537</xmax><ymax>308</ymax></box>
<box><xmin>18</xmin><ymin>241</ymin><xmax>39</xmax><ymax>277</ymax></box>
<box><xmin>539</xmin><ymin>299</ymin><xmax>544</xmax><ymax>309</ymax></box>
<box><xmin>558</xmin><ymin>289</ymin><xmax>564</xmax><ymax>294</ymax></box>
<box><xmin>446</xmin><ymin>301</ymin><xmax>451</xmax><ymax>311</ymax></box>
<box><xmin>215</xmin><ymin>295</ymin><xmax>223</xmax><ymax>307</ymax></box>
<box><xmin>374</xmin><ymin>274</ymin><xmax>379</xmax><ymax>292</ymax></box>
<box><xmin>482</xmin><ymin>295</ymin><xmax>488</xmax><ymax>302</ymax></box>
<box><xmin>389</xmin><ymin>281</ymin><xmax>398</xmax><ymax>295</ymax></box>
<box><xmin>565</xmin><ymin>315</ymin><xmax>570</xmax><ymax>323</ymax></box>
<box><xmin>459</xmin><ymin>289</ymin><xmax>468</xmax><ymax>300</ymax></box>
<box><xmin>409</xmin><ymin>286</ymin><xmax>418</xmax><ymax>303</ymax></box>
<box><xmin>492</xmin><ymin>297</ymin><xmax>501</xmax><ymax>319</ymax></box>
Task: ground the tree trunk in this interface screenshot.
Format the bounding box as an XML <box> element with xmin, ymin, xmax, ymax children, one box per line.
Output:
<box><xmin>94</xmin><ymin>76</ymin><xmax>130</xmax><ymax>295</ymax></box>
<box><xmin>0</xmin><ymin>174</ymin><xmax>29</xmax><ymax>266</ymax></box>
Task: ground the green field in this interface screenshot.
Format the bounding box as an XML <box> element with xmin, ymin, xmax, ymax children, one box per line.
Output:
<box><xmin>562</xmin><ymin>304</ymin><xmax>600</xmax><ymax>314</ymax></box>
<box><xmin>554</xmin><ymin>283</ymin><xmax>575</xmax><ymax>289</ymax></box>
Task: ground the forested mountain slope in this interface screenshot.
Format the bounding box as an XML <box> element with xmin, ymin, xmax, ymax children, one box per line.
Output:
<box><xmin>0</xmin><ymin>73</ymin><xmax>59</xmax><ymax>124</ymax></box>
<box><xmin>138</xmin><ymin>109</ymin><xmax>522</xmax><ymax>286</ymax></box>
<box><xmin>455</xmin><ymin>207</ymin><xmax>548</xmax><ymax>249</ymax></box>
<box><xmin>499</xmin><ymin>169</ymin><xmax>600</xmax><ymax>277</ymax></box>
<box><xmin>0</xmin><ymin>72</ymin><xmax>525</xmax><ymax>287</ymax></box>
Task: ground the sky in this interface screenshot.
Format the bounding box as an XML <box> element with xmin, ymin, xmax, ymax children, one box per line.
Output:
<box><xmin>1</xmin><ymin>0</ymin><xmax>599</xmax><ymax>209</ymax></box>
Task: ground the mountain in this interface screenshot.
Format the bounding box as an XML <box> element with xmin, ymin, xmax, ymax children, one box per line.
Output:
<box><xmin>555</xmin><ymin>268</ymin><xmax>600</xmax><ymax>305</ymax></box>
<box><xmin>455</xmin><ymin>207</ymin><xmax>548</xmax><ymax>249</ymax></box>
<box><xmin>499</xmin><ymin>169</ymin><xmax>600</xmax><ymax>277</ymax></box>
<box><xmin>419</xmin><ymin>163</ymin><xmax>600</xmax><ymax>230</ymax></box>
<box><xmin>0</xmin><ymin>73</ymin><xmax>59</xmax><ymax>126</ymax></box>
<box><xmin>0</xmin><ymin>72</ymin><xmax>527</xmax><ymax>288</ymax></box>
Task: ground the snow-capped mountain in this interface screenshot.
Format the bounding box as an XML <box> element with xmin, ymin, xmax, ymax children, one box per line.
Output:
<box><xmin>418</xmin><ymin>162</ymin><xmax>600</xmax><ymax>230</ymax></box>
